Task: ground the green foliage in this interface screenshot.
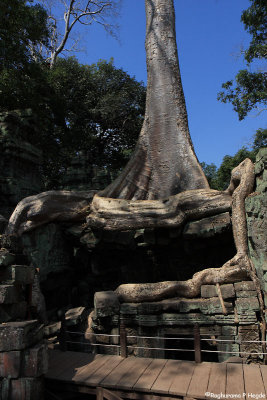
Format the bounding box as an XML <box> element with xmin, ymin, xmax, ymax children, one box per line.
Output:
<box><xmin>218</xmin><ymin>0</ymin><xmax>267</xmax><ymax>120</ymax></box>
<box><xmin>202</xmin><ymin>129</ymin><xmax>267</xmax><ymax>190</ymax></box>
<box><xmin>44</xmin><ymin>57</ymin><xmax>146</xmax><ymax>188</ymax></box>
<box><xmin>0</xmin><ymin>0</ymin><xmax>53</xmax><ymax>122</ymax></box>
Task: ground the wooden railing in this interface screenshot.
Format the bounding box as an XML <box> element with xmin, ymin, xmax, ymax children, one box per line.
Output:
<box><xmin>58</xmin><ymin>317</ymin><xmax>267</xmax><ymax>363</ymax></box>
<box><xmin>97</xmin><ymin>387</ymin><xmax>123</xmax><ymax>400</ymax></box>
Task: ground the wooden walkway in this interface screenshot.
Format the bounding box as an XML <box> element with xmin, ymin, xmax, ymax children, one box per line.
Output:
<box><xmin>45</xmin><ymin>349</ymin><xmax>267</xmax><ymax>399</ymax></box>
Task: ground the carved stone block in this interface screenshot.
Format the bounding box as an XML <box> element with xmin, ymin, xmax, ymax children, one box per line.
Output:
<box><xmin>235</xmin><ymin>297</ymin><xmax>260</xmax><ymax>313</ymax></box>
<box><xmin>201</xmin><ymin>284</ymin><xmax>235</xmax><ymax>299</ymax></box>
<box><xmin>94</xmin><ymin>291</ymin><xmax>119</xmax><ymax>318</ymax></box>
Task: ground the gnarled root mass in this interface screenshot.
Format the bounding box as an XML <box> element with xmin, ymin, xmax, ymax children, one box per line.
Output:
<box><xmin>112</xmin><ymin>158</ymin><xmax>257</xmax><ymax>302</ymax></box>
<box><xmin>6</xmin><ymin>190</ymin><xmax>96</xmax><ymax>236</ymax></box>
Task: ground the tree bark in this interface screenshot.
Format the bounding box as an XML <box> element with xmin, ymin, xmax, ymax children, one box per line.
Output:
<box><xmin>100</xmin><ymin>0</ymin><xmax>209</xmax><ymax>200</ymax></box>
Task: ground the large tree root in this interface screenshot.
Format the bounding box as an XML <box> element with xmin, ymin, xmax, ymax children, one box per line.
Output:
<box><xmin>6</xmin><ymin>190</ymin><xmax>96</xmax><ymax>235</ymax></box>
<box><xmin>111</xmin><ymin>159</ymin><xmax>258</xmax><ymax>303</ymax></box>
<box><xmin>115</xmin><ymin>263</ymin><xmax>248</xmax><ymax>302</ymax></box>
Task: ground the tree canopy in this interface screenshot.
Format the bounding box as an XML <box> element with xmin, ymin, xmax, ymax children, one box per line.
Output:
<box><xmin>201</xmin><ymin>128</ymin><xmax>267</xmax><ymax>190</ymax></box>
<box><xmin>218</xmin><ymin>0</ymin><xmax>267</xmax><ymax>120</ymax></box>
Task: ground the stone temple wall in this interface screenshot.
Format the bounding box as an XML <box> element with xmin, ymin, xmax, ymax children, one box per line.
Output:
<box><xmin>93</xmin><ymin>282</ymin><xmax>261</xmax><ymax>363</ymax></box>
<box><xmin>91</xmin><ymin>149</ymin><xmax>267</xmax><ymax>363</ymax></box>
<box><xmin>246</xmin><ymin>148</ymin><xmax>267</xmax><ymax>301</ymax></box>
<box><xmin>0</xmin><ymin>236</ymin><xmax>47</xmax><ymax>399</ymax></box>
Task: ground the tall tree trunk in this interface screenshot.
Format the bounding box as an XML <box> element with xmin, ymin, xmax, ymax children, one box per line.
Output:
<box><xmin>100</xmin><ymin>0</ymin><xmax>209</xmax><ymax>200</ymax></box>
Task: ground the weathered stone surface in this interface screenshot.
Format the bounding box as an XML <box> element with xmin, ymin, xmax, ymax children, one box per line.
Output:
<box><xmin>65</xmin><ymin>307</ymin><xmax>87</xmax><ymax>326</ymax></box>
<box><xmin>0</xmin><ymin>285</ymin><xmax>20</xmax><ymax>304</ymax></box>
<box><xmin>112</xmin><ymin>309</ymin><xmax>258</xmax><ymax>327</ymax></box>
<box><xmin>246</xmin><ymin>148</ymin><xmax>267</xmax><ymax>290</ymax></box>
<box><xmin>94</xmin><ymin>291</ymin><xmax>119</xmax><ymax>318</ymax></box>
<box><xmin>238</xmin><ymin>324</ymin><xmax>261</xmax><ymax>358</ymax></box>
<box><xmin>0</xmin><ymin>321</ymin><xmax>43</xmax><ymax>351</ymax></box>
<box><xmin>21</xmin><ymin>223</ymin><xmax>71</xmax><ymax>281</ymax></box>
<box><xmin>1</xmin><ymin>376</ymin><xmax>44</xmax><ymax>400</ymax></box>
<box><xmin>183</xmin><ymin>212</ymin><xmax>231</xmax><ymax>239</ymax></box>
<box><xmin>0</xmin><ymin>265</ymin><xmax>35</xmax><ymax>284</ymax></box>
<box><xmin>234</xmin><ymin>281</ymin><xmax>256</xmax><ymax>292</ymax></box>
<box><xmin>0</xmin><ymin>251</ymin><xmax>16</xmax><ymax>268</ymax></box>
<box><xmin>0</xmin><ymin>301</ymin><xmax>27</xmax><ymax>323</ymax></box>
<box><xmin>201</xmin><ymin>284</ymin><xmax>235</xmax><ymax>299</ymax></box>
<box><xmin>235</xmin><ymin>290</ymin><xmax>257</xmax><ymax>298</ymax></box>
<box><xmin>199</xmin><ymin>298</ymin><xmax>233</xmax><ymax>315</ymax></box>
<box><xmin>0</xmin><ymin>350</ymin><xmax>21</xmax><ymax>378</ymax></box>
<box><xmin>235</xmin><ymin>297</ymin><xmax>260</xmax><ymax>313</ymax></box>
<box><xmin>23</xmin><ymin>343</ymin><xmax>48</xmax><ymax>377</ymax></box>
<box><xmin>222</xmin><ymin>326</ymin><xmax>237</xmax><ymax>336</ymax></box>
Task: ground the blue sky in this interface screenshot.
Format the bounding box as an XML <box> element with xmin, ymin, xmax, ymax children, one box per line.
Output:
<box><xmin>67</xmin><ymin>0</ymin><xmax>266</xmax><ymax>167</ymax></box>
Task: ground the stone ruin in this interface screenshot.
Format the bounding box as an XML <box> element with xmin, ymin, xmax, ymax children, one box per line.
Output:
<box><xmin>92</xmin><ymin>149</ymin><xmax>267</xmax><ymax>363</ymax></box>
<box><xmin>0</xmin><ymin>121</ymin><xmax>265</xmax><ymax>398</ymax></box>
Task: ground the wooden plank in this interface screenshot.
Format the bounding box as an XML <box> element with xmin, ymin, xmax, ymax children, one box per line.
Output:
<box><xmin>226</xmin><ymin>363</ymin><xmax>244</xmax><ymax>398</ymax></box>
<box><xmin>169</xmin><ymin>361</ymin><xmax>195</xmax><ymax>397</ymax></box>
<box><xmin>260</xmin><ymin>365</ymin><xmax>267</xmax><ymax>395</ymax></box>
<box><xmin>206</xmin><ymin>362</ymin><xmax>227</xmax><ymax>399</ymax></box>
<box><xmin>71</xmin><ymin>355</ymin><xmax>113</xmax><ymax>384</ymax></box>
<box><xmin>85</xmin><ymin>356</ymin><xmax>124</xmax><ymax>387</ymax></box>
<box><xmin>133</xmin><ymin>359</ymin><xmax>167</xmax><ymax>393</ymax></box>
<box><xmin>116</xmin><ymin>357</ymin><xmax>152</xmax><ymax>390</ymax></box>
<box><xmin>100</xmin><ymin>357</ymin><xmax>138</xmax><ymax>389</ymax></box>
<box><xmin>244</xmin><ymin>364</ymin><xmax>265</xmax><ymax>398</ymax></box>
<box><xmin>151</xmin><ymin>359</ymin><xmax>185</xmax><ymax>394</ymax></box>
<box><xmin>187</xmin><ymin>363</ymin><xmax>211</xmax><ymax>399</ymax></box>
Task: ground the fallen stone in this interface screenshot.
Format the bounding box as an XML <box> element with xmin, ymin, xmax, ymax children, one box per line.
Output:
<box><xmin>201</xmin><ymin>284</ymin><xmax>235</xmax><ymax>299</ymax></box>
<box><xmin>65</xmin><ymin>306</ymin><xmax>87</xmax><ymax>326</ymax></box>
<box><xmin>0</xmin><ymin>285</ymin><xmax>20</xmax><ymax>304</ymax></box>
<box><xmin>0</xmin><ymin>321</ymin><xmax>43</xmax><ymax>351</ymax></box>
<box><xmin>0</xmin><ymin>350</ymin><xmax>21</xmax><ymax>378</ymax></box>
<box><xmin>94</xmin><ymin>291</ymin><xmax>119</xmax><ymax>318</ymax></box>
<box><xmin>0</xmin><ymin>265</ymin><xmax>35</xmax><ymax>284</ymax></box>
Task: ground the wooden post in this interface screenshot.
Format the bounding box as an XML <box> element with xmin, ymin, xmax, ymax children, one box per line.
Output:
<box><xmin>120</xmin><ymin>320</ymin><xmax>127</xmax><ymax>358</ymax></box>
<box><xmin>194</xmin><ymin>324</ymin><xmax>201</xmax><ymax>363</ymax></box>
<box><xmin>97</xmin><ymin>387</ymin><xmax>104</xmax><ymax>400</ymax></box>
<box><xmin>59</xmin><ymin>314</ymin><xmax>67</xmax><ymax>352</ymax></box>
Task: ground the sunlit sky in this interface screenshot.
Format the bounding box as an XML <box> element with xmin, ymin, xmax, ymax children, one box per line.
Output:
<box><xmin>58</xmin><ymin>0</ymin><xmax>266</xmax><ymax>166</ymax></box>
